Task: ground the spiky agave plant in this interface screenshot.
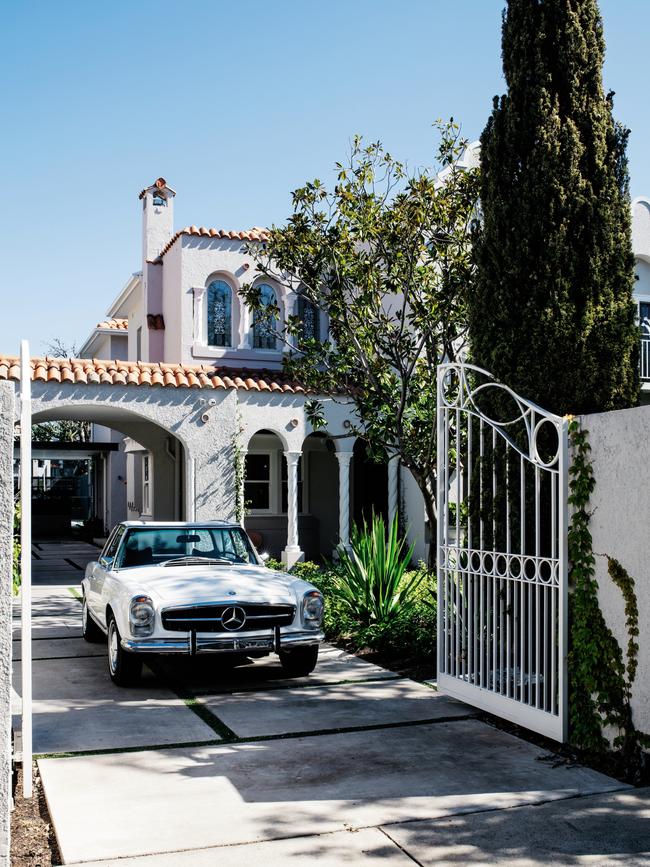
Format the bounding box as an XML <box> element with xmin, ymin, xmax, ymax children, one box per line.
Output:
<box><xmin>334</xmin><ymin>514</ymin><xmax>421</xmax><ymax>625</ymax></box>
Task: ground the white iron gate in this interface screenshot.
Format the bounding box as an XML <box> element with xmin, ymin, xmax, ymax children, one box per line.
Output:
<box><xmin>436</xmin><ymin>363</ymin><xmax>568</xmax><ymax>741</ymax></box>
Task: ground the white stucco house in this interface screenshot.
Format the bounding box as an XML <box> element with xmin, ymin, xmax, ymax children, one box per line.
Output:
<box><xmin>631</xmin><ymin>196</ymin><xmax>650</xmax><ymax>390</ymax></box>
<box><xmin>74</xmin><ymin>179</ymin><xmax>427</xmax><ymax>565</ymax></box>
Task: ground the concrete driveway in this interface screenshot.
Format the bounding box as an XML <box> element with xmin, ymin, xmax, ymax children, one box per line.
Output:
<box><xmin>12</xmin><ymin>542</ymin><xmax>650</xmax><ymax>865</ymax></box>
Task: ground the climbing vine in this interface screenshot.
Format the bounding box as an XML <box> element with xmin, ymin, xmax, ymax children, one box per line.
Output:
<box><xmin>568</xmin><ymin>418</ymin><xmax>649</xmax><ymax>779</ymax></box>
<box><xmin>233</xmin><ymin>409</ymin><xmax>246</xmax><ymax>524</ymax></box>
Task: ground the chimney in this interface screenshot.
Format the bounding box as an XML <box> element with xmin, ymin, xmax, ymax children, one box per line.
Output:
<box><xmin>140</xmin><ymin>177</ymin><xmax>175</xmax><ymax>264</ymax></box>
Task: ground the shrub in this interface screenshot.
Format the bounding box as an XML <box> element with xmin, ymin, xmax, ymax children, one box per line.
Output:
<box><xmin>333</xmin><ymin>515</ymin><xmax>420</xmax><ymax>626</ymax></box>
<box><xmin>259</xmin><ymin>531</ymin><xmax>438</xmax><ymax>673</ymax></box>
<box><xmin>12</xmin><ymin>501</ymin><xmax>20</xmax><ymax>595</ymax></box>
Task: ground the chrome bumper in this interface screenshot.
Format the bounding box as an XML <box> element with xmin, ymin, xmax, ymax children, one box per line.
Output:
<box><xmin>121</xmin><ymin>629</ymin><xmax>324</xmax><ymax>655</ymax></box>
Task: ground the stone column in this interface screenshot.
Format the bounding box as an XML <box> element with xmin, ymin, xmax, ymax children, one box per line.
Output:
<box><xmin>335</xmin><ymin>451</ymin><xmax>353</xmax><ymax>553</ymax></box>
<box><xmin>388</xmin><ymin>454</ymin><xmax>399</xmax><ymax>529</ymax></box>
<box><xmin>282</xmin><ymin>451</ymin><xmax>304</xmax><ymax>568</ymax></box>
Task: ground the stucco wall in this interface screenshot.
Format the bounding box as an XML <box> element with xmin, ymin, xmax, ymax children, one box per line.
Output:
<box><xmin>28</xmin><ymin>381</ymin><xmax>239</xmax><ymax>524</ymax></box>
<box><xmin>0</xmin><ymin>382</ymin><xmax>14</xmax><ymax>866</ymax></box>
<box><xmin>579</xmin><ymin>404</ymin><xmax>650</xmax><ymax>737</ymax></box>
<box><xmin>632</xmin><ymin>197</ymin><xmax>650</xmax><ymax>263</ymax></box>
<box><xmin>401</xmin><ymin>466</ymin><xmax>427</xmax><ymax>565</ymax></box>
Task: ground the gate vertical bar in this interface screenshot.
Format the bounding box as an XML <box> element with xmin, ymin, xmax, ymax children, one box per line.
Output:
<box><xmin>436</xmin><ymin>366</ymin><xmax>446</xmax><ymax>681</ymax></box>
<box><xmin>20</xmin><ymin>340</ymin><xmax>32</xmax><ymax>798</ymax></box>
<box><xmin>558</xmin><ymin>416</ymin><xmax>569</xmax><ymax>741</ymax></box>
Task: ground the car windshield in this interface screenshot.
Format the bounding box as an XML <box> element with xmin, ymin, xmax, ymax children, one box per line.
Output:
<box><xmin>115</xmin><ymin>527</ymin><xmax>257</xmax><ymax>569</ymax></box>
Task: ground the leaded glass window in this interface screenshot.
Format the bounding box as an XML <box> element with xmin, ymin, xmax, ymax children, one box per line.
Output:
<box><xmin>207</xmin><ymin>280</ymin><xmax>232</xmax><ymax>347</ymax></box>
<box><xmin>253</xmin><ymin>284</ymin><xmax>277</xmax><ymax>350</ymax></box>
<box><xmin>298</xmin><ymin>294</ymin><xmax>320</xmax><ymax>342</ymax></box>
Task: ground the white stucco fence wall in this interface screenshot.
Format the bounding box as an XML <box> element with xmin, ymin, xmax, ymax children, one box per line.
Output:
<box><xmin>0</xmin><ymin>382</ymin><xmax>14</xmax><ymax>866</ymax></box>
<box><xmin>579</xmin><ymin>404</ymin><xmax>650</xmax><ymax>738</ymax></box>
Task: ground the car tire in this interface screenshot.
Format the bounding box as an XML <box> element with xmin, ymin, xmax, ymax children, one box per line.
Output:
<box><xmin>279</xmin><ymin>645</ymin><xmax>319</xmax><ymax>677</ymax></box>
<box><xmin>82</xmin><ymin>596</ymin><xmax>104</xmax><ymax>643</ymax></box>
<box><xmin>107</xmin><ymin>615</ymin><xmax>143</xmax><ymax>687</ymax></box>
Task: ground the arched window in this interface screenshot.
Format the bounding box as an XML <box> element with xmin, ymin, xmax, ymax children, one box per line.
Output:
<box><xmin>207</xmin><ymin>280</ymin><xmax>232</xmax><ymax>347</ymax></box>
<box><xmin>298</xmin><ymin>294</ymin><xmax>320</xmax><ymax>342</ymax></box>
<box><xmin>252</xmin><ymin>283</ymin><xmax>277</xmax><ymax>350</ymax></box>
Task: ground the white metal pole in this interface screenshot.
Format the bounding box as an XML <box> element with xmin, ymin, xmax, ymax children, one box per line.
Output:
<box><xmin>19</xmin><ymin>340</ymin><xmax>32</xmax><ymax>798</ymax></box>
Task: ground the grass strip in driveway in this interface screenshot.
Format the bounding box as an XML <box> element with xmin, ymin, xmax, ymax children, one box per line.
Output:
<box><xmin>179</xmin><ymin>694</ymin><xmax>238</xmax><ymax>741</ymax></box>
<box><xmin>35</xmin><ymin>711</ymin><xmax>481</xmax><ymax>760</ymax></box>
<box><xmin>67</xmin><ymin>587</ymin><xmax>82</xmax><ymax>601</ymax></box>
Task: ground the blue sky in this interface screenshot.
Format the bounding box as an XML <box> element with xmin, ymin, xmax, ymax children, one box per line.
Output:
<box><xmin>0</xmin><ymin>0</ymin><xmax>647</xmax><ymax>354</ymax></box>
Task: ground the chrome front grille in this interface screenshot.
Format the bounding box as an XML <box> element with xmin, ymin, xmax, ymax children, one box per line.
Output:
<box><xmin>161</xmin><ymin>602</ymin><xmax>296</xmax><ymax>633</ymax></box>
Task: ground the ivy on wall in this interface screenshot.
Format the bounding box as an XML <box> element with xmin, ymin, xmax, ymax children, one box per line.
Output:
<box><xmin>233</xmin><ymin>410</ymin><xmax>246</xmax><ymax>524</ymax></box>
<box><xmin>568</xmin><ymin>418</ymin><xmax>649</xmax><ymax>780</ymax></box>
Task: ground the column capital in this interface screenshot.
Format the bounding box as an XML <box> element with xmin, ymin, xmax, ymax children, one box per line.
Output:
<box><xmin>283</xmin><ymin>450</ymin><xmax>302</xmax><ymax>464</ymax></box>
<box><xmin>335</xmin><ymin>450</ymin><xmax>354</xmax><ymax>465</ymax></box>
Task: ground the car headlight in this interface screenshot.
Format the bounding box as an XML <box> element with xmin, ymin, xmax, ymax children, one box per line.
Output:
<box><xmin>130</xmin><ymin>595</ymin><xmax>155</xmax><ymax>637</ymax></box>
<box><xmin>302</xmin><ymin>590</ymin><xmax>324</xmax><ymax>629</ymax></box>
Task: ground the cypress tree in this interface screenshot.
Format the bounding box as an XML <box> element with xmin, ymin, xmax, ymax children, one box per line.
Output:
<box><xmin>470</xmin><ymin>0</ymin><xmax>639</xmax><ymax>415</ymax></box>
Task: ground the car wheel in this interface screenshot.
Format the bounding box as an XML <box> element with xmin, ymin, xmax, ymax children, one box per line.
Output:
<box><xmin>279</xmin><ymin>645</ymin><xmax>319</xmax><ymax>677</ymax></box>
<box><xmin>107</xmin><ymin>615</ymin><xmax>142</xmax><ymax>687</ymax></box>
<box><xmin>81</xmin><ymin>596</ymin><xmax>104</xmax><ymax>643</ymax></box>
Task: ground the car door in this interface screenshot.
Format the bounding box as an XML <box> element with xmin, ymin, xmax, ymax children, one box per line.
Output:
<box><xmin>89</xmin><ymin>526</ymin><xmax>124</xmax><ymax>625</ymax></box>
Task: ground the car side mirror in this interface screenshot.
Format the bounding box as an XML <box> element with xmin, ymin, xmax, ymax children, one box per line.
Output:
<box><xmin>99</xmin><ymin>556</ymin><xmax>114</xmax><ymax>570</ymax></box>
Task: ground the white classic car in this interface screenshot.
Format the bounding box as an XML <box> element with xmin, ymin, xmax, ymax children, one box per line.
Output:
<box><xmin>81</xmin><ymin>521</ymin><xmax>325</xmax><ymax>686</ymax></box>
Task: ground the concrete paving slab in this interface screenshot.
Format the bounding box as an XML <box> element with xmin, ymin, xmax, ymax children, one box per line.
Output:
<box><xmin>67</xmin><ymin>827</ymin><xmax>412</xmax><ymax>866</ymax></box>
<box><xmin>38</xmin><ymin>719</ymin><xmax>625</xmax><ymax>864</ymax></box>
<box><xmin>12</xmin><ymin>636</ymin><xmax>105</xmax><ymax>661</ymax></box>
<box><xmin>155</xmin><ymin>643</ymin><xmax>400</xmax><ymax>695</ymax></box>
<box><xmin>13</xmin><ymin>594</ymin><xmax>80</xmax><ymax>620</ymax></box>
<box><xmin>13</xmin><ymin>656</ymin><xmax>218</xmax><ymax>754</ymax></box>
<box><xmin>382</xmin><ymin>786</ymin><xmax>650</xmax><ymax>866</ymax></box>
<box><xmin>13</xmin><ymin>614</ymin><xmax>81</xmax><ymax>641</ymax></box>
<box><xmin>199</xmin><ymin>678</ymin><xmax>473</xmax><ymax>738</ymax></box>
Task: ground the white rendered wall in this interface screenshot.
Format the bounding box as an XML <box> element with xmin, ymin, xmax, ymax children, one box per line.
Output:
<box><xmin>632</xmin><ymin>197</ymin><xmax>650</xmax><ymax>264</ymax></box>
<box><xmin>635</xmin><ymin>260</ymin><xmax>650</xmax><ymax>299</ymax></box>
<box><xmin>27</xmin><ymin>381</ymin><xmax>239</xmax><ymax>523</ymax></box>
<box><xmin>579</xmin><ymin>405</ymin><xmax>650</xmax><ymax>739</ymax></box>
<box><xmin>401</xmin><ymin>465</ymin><xmax>427</xmax><ymax>565</ymax></box>
<box><xmin>162</xmin><ymin>241</ymin><xmax>184</xmax><ymax>364</ymax></box>
<box><xmin>161</xmin><ymin>235</ymin><xmax>296</xmax><ymax>369</ymax></box>
<box><xmin>127</xmin><ymin>282</ymin><xmax>145</xmax><ymax>362</ymax></box>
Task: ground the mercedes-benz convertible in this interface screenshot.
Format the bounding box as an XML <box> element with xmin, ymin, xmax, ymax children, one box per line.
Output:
<box><xmin>81</xmin><ymin>521</ymin><xmax>325</xmax><ymax>686</ymax></box>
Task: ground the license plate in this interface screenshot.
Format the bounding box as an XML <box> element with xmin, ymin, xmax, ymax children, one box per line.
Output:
<box><xmin>235</xmin><ymin>637</ymin><xmax>273</xmax><ymax>650</ymax></box>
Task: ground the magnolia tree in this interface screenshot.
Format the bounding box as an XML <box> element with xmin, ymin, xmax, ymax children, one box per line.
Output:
<box><xmin>242</xmin><ymin>122</ymin><xmax>480</xmax><ymax>565</ymax></box>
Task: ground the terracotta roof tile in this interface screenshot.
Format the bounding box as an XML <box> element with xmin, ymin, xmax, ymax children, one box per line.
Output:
<box><xmin>0</xmin><ymin>356</ymin><xmax>308</xmax><ymax>395</ymax></box>
<box><xmin>156</xmin><ymin>225</ymin><xmax>269</xmax><ymax>260</ymax></box>
<box><xmin>96</xmin><ymin>318</ymin><xmax>128</xmax><ymax>331</ymax></box>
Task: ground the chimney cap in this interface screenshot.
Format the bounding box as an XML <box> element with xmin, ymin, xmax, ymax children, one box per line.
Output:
<box><xmin>139</xmin><ymin>178</ymin><xmax>176</xmax><ymax>200</ymax></box>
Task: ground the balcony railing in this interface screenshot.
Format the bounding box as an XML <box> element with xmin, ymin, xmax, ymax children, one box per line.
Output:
<box><xmin>641</xmin><ymin>336</ymin><xmax>650</xmax><ymax>382</ymax></box>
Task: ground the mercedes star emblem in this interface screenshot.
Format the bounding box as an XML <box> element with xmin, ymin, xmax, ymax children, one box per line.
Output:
<box><xmin>222</xmin><ymin>606</ymin><xmax>247</xmax><ymax>631</ymax></box>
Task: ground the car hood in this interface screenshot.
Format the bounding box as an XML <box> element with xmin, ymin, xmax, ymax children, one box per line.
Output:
<box><xmin>116</xmin><ymin>563</ymin><xmax>301</xmax><ymax>605</ymax></box>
